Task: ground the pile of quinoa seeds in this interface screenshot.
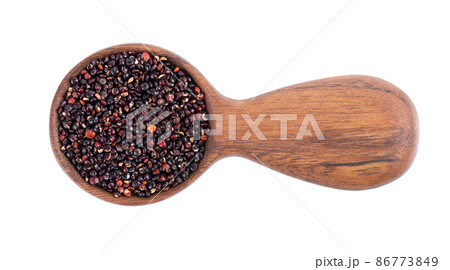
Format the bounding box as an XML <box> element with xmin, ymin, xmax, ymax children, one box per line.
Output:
<box><xmin>57</xmin><ymin>51</ymin><xmax>209</xmax><ymax>198</ymax></box>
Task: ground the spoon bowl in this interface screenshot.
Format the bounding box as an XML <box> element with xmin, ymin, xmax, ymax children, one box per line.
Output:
<box><xmin>50</xmin><ymin>43</ymin><xmax>419</xmax><ymax>205</ymax></box>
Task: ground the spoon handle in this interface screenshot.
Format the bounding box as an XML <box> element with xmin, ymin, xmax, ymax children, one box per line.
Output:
<box><xmin>212</xmin><ymin>75</ymin><xmax>418</xmax><ymax>189</ymax></box>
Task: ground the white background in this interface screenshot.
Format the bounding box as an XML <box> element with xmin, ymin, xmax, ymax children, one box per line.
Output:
<box><xmin>1</xmin><ymin>1</ymin><xmax>449</xmax><ymax>269</ymax></box>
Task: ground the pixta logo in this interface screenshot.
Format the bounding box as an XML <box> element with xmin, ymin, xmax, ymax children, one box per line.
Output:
<box><xmin>203</xmin><ymin>113</ymin><xmax>325</xmax><ymax>141</ymax></box>
<box><xmin>127</xmin><ymin>105</ymin><xmax>325</xmax><ymax>149</ymax></box>
<box><xmin>126</xmin><ymin>104</ymin><xmax>172</xmax><ymax>150</ymax></box>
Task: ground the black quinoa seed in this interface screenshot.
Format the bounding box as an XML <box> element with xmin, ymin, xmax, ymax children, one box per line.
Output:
<box><xmin>57</xmin><ymin>51</ymin><xmax>209</xmax><ymax>198</ymax></box>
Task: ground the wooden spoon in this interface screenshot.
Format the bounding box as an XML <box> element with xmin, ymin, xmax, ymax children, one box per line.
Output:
<box><xmin>50</xmin><ymin>43</ymin><xmax>419</xmax><ymax>205</ymax></box>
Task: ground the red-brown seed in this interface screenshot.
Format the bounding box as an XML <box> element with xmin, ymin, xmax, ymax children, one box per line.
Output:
<box><xmin>142</xmin><ymin>52</ymin><xmax>150</xmax><ymax>62</ymax></box>
<box><xmin>173</xmin><ymin>66</ymin><xmax>180</xmax><ymax>72</ymax></box>
<box><xmin>159</xmin><ymin>140</ymin><xmax>166</xmax><ymax>148</ymax></box>
<box><xmin>148</xmin><ymin>124</ymin><xmax>156</xmax><ymax>133</ymax></box>
<box><xmin>201</xmin><ymin>135</ymin><xmax>208</xmax><ymax>141</ymax></box>
<box><xmin>194</xmin><ymin>86</ymin><xmax>201</xmax><ymax>94</ymax></box>
<box><xmin>162</xmin><ymin>163</ymin><xmax>170</xmax><ymax>171</ymax></box>
<box><xmin>84</xmin><ymin>73</ymin><xmax>91</xmax><ymax>80</ymax></box>
<box><xmin>123</xmin><ymin>189</ymin><xmax>131</xmax><ymax>197</ymax></box>
<box><xmin>89</xmin><ymin>176</ymin><xmax>99</xmax><ymax>185</ymax></box>
<box><xmin>166</xmin><ymin>93</ymin><xmax>174</xmax><ymax>102</ymax></box>
<box><xmin>94</xmin><ymin>141</ymin><xmax>102</xmax><ymax>148</ymax></box>
<box><xmin>68</xmin><ymin>97</ymin><xmax>75</xmax><ymax>105</ymax></box>
<box><xmin>85</xmin><ymin>130</ymin><xmax>96</xmax><ymax>139</ymax></box>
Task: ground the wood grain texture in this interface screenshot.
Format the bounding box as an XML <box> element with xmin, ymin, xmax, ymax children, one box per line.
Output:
<box><xmin>50</xmin><ymin>43</ymin><xmax>419</xmax><ymax>205</ymax></box>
